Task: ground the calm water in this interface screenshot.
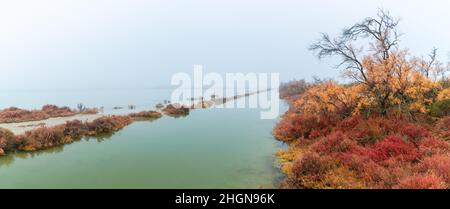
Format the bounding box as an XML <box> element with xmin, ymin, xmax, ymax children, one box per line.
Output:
<box><xmin>0</xmin><ymin>91</ymin><xmax>285</xmax><ymax>188</ymax></box>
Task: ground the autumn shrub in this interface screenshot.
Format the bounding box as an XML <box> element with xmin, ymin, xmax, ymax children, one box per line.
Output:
<box><xmin>277</xmin><ymin>114</ymin><xmax>450</xmax><ymax>188</ymax></box>
<box><xmin>41</xmin><ymin>105</ymin><xmax>74</xmax><ymax>117</ymax></box>
<box><xmin>128</xmin><ymin>111</ymin><xmax>162</xmax><ymax>121</ymax></box>
<box><xmin>0</xmin><ymin>128</ymin><xmax>16</xmax><ymax>154</ymax></box>
<box><xmin>63</xmin><ymin>120</ymin><xmax>89</xmax><ymax>139</ymax></box>
<box><xmin>339</xmin><ymin>116</ymin><xmax>385</xmax><ymax>145</ymax></box>
<box><xmin>418</xmin><ymin>137</ymin><xmax>450</xmax><ymax>156</ymax></box>
<box><xmin>434</xmin><ymin>116</ymin><xmax>450</xmax><ymax>140</ymax></box>
<box><xmin>311</xmin><ymin>131</ymin><xmax>360</xmax><ymax>155</ymax></box>
<box><xmin>437</xmin><ymin>88</ymin><xmax>450</xmax><ymax>101</ymax></box>
<box><xmin>276</xmin><ymin>10</ymin><xmax>450</xmax><ymax>189</ymax></box>
<box><xmin>162</xmin><ymin>104</ymin><xmax>189</xmax><ymax>117</ymax></box>
<box><xmin>275</xmin><ymin>110</ymin><xmax>450</xmax><ymax>188</ymax></box>
<box><xmin>86</xmin><ymin>116</ymin><xmax>133</xmax><ymax>135</ymax></box>
<box><xmin>288</xmin><ymin>152</ymin><xmax>337</xmax><ymax>188</ymax></box>
<box><xmin>19</xmin><ymin>126</ymin><xmax>66</xmax><ymax>151</ymax></box>
<box><xmin>273</xmin><ymin>113</ymin><xmax>335</xmax><ymax>143</ymax></box>
<box><xmin>273</xmin><ymin>114</ymin><xmax>303</xmax><ymax>142</ymax></box>
<box><xmin>396</xmin><ymin>174</ymin><xmax>447</xmax><ymax>189</ymax></box>
<box><xmin>294</xmin><ymin>81</ymin><xmax>362</xmax><ymax>117</ymax></box>
<box><xmin>369</xmin><ymin>135</ymin><xmax>420</xmax><ymax>163</ymax></box>
<box><xmin>0</xmin><ymin>115</ymin><xmax>135</xmax><ymax>154</ymax></box>
<box><xmin>400</xmin><ymin>124</ymin><xmax>431</xmax><ymax>142</ymax></box>
<box><xmin>415</xmin><ymin>154</ymin><xmax>450</xmax><ymax>184</ymax></box>
<box><xmin>0</xmin><ymin>104</ymin><xmax>98</xmax><ymax>124</ymax></box>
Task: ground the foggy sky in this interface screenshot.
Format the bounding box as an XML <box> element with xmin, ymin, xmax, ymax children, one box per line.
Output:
<box><xmin>0</xmin><ymin>0</ymin><xmax>449</xmax><ymax>90</ymax></box>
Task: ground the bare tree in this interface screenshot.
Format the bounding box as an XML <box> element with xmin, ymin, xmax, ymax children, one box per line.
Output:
<box><xmin>418</xmin><ymin>47</ymin><xmax>438</xmax><ymax>79</ymax></box>
<box><xmin>77</xmin><ymin>103</ymin><xmax>85</xmax><ymax>112</ymax></box>
<box><xmin>309</xmin><ymin>9</ymin><xmax>401</xmax><ymax>85</ymax></box>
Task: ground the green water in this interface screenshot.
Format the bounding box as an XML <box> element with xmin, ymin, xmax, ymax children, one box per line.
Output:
<box><xmin>0</xmin><ymin>106</ymin><xmax>284</xmax><ymax>188</ymax></box>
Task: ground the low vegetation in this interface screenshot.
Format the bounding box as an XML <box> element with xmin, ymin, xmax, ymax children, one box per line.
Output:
<box><xmin>279</xmin><ymin>79</ymin><xmax>310</xmax><ymax>101</ymax></box>
<box><xmin>0</xmin><ymin>110</ymin><xmax>165</xmax><ymax>155</ymax></box>
<box><xmin>162</xmin><ymin>104</ymin><xmax>190</xmax><ymax>117</ymax></box>
<box><xmin>0</xmin><ymin>104</ymin><xmax>98</xmax><ymax>124</ymax></box>
<box><xmin>0</xmin><ymin>115</ymin><xmax>132</xmax><ymax>154</ymax></box>
<box><xmin>275</xmin><ymin>10</ymin><xmax>450</xmax><ymax>189</ymax></box>
<box><xmin>128</xmin><ymin>111</ymin><xmax>162</xmax><ymax>121</ymax></box>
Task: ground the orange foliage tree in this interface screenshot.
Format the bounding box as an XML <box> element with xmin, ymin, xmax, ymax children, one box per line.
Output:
<box><xmin>308</xmin><ymin>10</ymin><xmax>441</xmax><ymax>117</ymax></box>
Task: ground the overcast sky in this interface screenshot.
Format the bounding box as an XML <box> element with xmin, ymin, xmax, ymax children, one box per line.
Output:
<box><xmin>0</xmin><ymin>0</ymin><xmax>449</xmax><ymax>90</ymax></box>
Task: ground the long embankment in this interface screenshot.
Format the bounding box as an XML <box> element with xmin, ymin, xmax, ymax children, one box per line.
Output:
<box><xmin>0</xmin><ymin>114</ymin><xmax>104</xmax><ymax>135</ymax></box>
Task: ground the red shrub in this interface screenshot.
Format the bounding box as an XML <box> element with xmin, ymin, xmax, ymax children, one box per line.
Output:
<box><xmin>276</xmin><ymin>108</ymin><xmax>450</xmax><ymax>188</ymax></box>
<box><xmin>435</xmin><ymin>116</ymin><xmax>450</xmax><ymax>140</ymax></box>
<box><xmin>418</xmin><ymin>137</ymin><xmax>450</xmax><ymax>156</ymax></box>
<box><xmin>274</xmin><ymin>114</ymin><xmax>335</xmax><ymax>143</ymax></box>
<box><xmin>356</xmin><ymin>160</ymin><xmax>392</xmax><ymax>188</ymax></box>
<box><xmin>312</xmin><ymin>131</ymin><xmax>360</xmax><ymax>155</ymax></box>
<box><xmin>415</xmin><ymin>155</ymin><xmax>450</xmax><ymax>183</ymax></box>
<box><xmin>401</xmin><ymin>124</ymin><xmax>430</xmax><ymax>142</ymax></box>
<box><xmin>273</xmin><ymin>114</ymin><xmax>304</xmax><ymax>142</ymax></box>
<box><xmin>337</xmin><ymin>115</ymin><xmax>362</xmax><ymax>130</ymax></box>
<box><xmin>369</xmin><ymin>135</ymin><xmax>420</xmax><ymax>162</ymax></box>
<box><xmin>336</xmin><ymin>115</ymin><xmax>406</xmax><ymax>145</ymax></box>
<box><xmin>438</xmin><ymin>116</ymin><xmax>450</xmax><ymax>130</ymax></box>
<box><xmin>289</xmin><ymin>152</ymin><xmax>336</xmax><ymax>188</ymax></box>
<box><xmin>396</xmin><ymin>174</ymin><xmax>447</xmax><ymax>189</ymax></box>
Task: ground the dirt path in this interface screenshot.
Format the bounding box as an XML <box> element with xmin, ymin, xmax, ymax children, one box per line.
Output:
<box><xmin>0</xmin><ymin>114</ymin><xmax>104</xmax><ymax>135</ymax></box>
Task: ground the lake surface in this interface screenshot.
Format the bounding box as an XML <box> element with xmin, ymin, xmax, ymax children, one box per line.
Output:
<box><xmin>0</xmin><ymin>91</ymin><xmax>285</xmax><ymax>188</ymax></box>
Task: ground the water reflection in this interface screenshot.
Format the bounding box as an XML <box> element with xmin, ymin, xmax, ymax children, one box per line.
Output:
<box><xmin>0</xmin><ymin>145</ymin><xmax>64</xmax><ymax>168</ymax></box>
<box><xmin>0</xmin><ymin>120</ymin><xmax>156</xmax><ymax>168</ymax></box>
<box><xmin>0</xmin><ymin>104</ymin><xmax>285</xmax><ymax>188</ymax></box>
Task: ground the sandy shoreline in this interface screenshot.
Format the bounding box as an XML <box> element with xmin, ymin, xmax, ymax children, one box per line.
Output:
<box><xmin>0</xmin><ymin>114</ymin><xmax>104</xmax><ymax>135</ymax></box>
